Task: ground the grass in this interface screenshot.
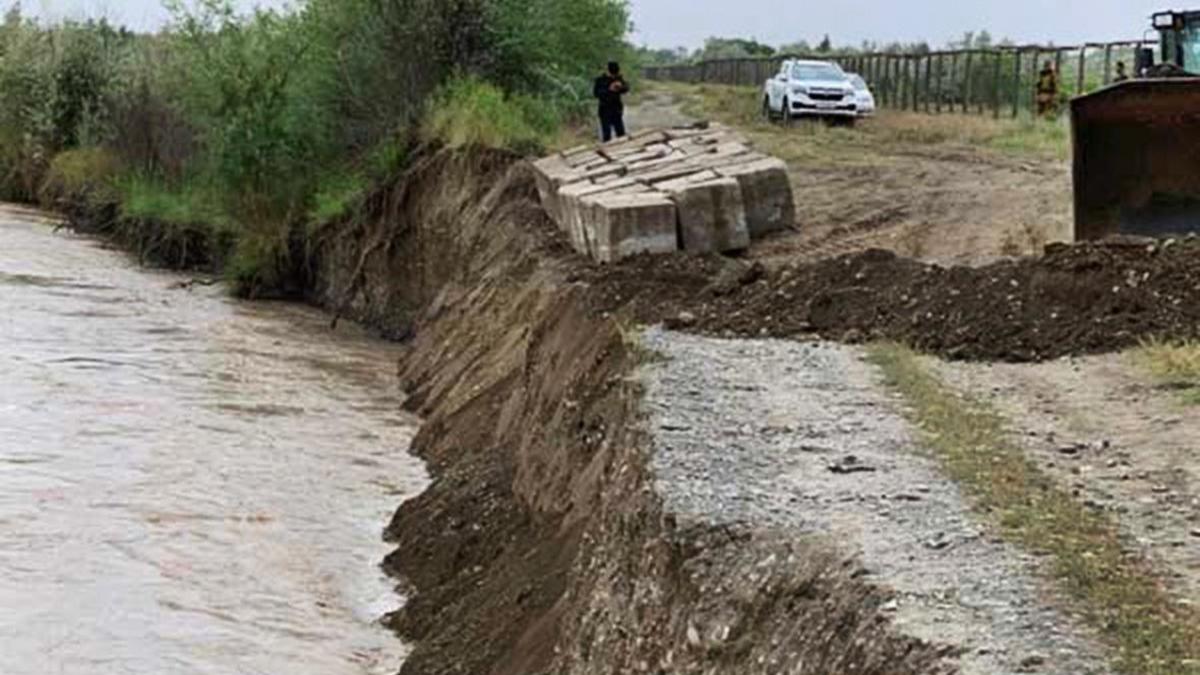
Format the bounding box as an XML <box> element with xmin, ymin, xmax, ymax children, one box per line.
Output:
<box><xmin>422</xmin><ymin>76</ymin><xmax>560</xmax><ymax>154</ymax></box>
<box><xmin>39</xmin><ymin>147</ymin><xmax>122</xmax><ymax>203</ymax></box>
<box><xmin>868</xmin><ymin>343</ymin><xmax>1200</xmax><ymax>675</ymax></box>
<box><xmin>309</xmin><ymin>170</ymin><xmax>368</xmax><ymax>224</ymax></box>
<box><xmin>117</xmin><ymin>174</ymin><xmax>235</xmax><ymax>230</ymax></box>
<box><xmin>1132</xmin><ymin>339</ymin><xmax>1200</xmax><ymax>406</ymax></box>
<box><xmin>657</xmin><ymin>81</ymin><xmax>1071</xmax><ymax>163</ymax></box>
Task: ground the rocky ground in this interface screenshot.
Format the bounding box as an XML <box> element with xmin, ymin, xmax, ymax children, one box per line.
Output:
<box><xmin>639</xmin><ymin>330</ymin><xmax>1111</xmax><ymax>675</ymax></box>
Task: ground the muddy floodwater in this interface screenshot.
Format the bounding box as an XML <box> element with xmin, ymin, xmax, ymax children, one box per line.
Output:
<box><xmin>0</xmin><ymin>205</ymin><xmax>426</xmax><ymax>674</ymax></box>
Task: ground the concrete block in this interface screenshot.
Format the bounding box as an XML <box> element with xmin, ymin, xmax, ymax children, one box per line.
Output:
<box><xmin>564</xmin><ymin>150</ymin><xmax>606</xmax><ymax>168</ymax></box>
<box><xmin>560</xmin><ymin>162</ymin><xmax>627</xmax><ymax>187</ymax></box>
<box><xmin>692</xmin><ymin>150</ymin><xmax>767</xmax><ymax>170</ymax></box>
<box><xmin>532</xmin><ymin>123</ymin><xmax>796</xmax><ymax>262</ymax></box>
<box><xmin>533</xmin><ymin>155</ymin><xmax>572</xmax><ymax>223</ymax></box>
<box><xmin>634</xmin><ymin>160</ymin><xmax>709</xmax><ymax>185</ymax></box>
<box><xmin>663</xmin><ymin>176</ymin><xmax>750</xmax><ymax>254</ymax></box>
<box><xmin>605</xmin><ymin>129</ymin><xmax>668</xmax><ymax>150</ymax></box>
<box><xmin>581</xmin><ymin>192</ymin><xmax>679</xmax><ymax>263</ymax></box>
<box><xmin>716</xmin><ymin>158</ymin><xmax>795</xmax><ymax>238</ymax></box>
<box><xmin>621</xmin><ymin>153</ymin><xmax>691</xmax><ymax>177</ymax></box>
<box><xmin>655</xmin><ymin>170</ymin><xmax>721</xmax><ymax>193</ymax></box>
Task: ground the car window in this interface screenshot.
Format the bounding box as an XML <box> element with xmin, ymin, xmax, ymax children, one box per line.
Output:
<box><xmin>791</xmin><ymin>63</ymin><xmax>845</xmax><ymax>82</ymax></box>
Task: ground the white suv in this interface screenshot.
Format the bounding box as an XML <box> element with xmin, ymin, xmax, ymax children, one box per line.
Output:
<box><xmin>763</xmin><ymin>59</ymin><xmax>858</xmax><ymax>123</ymax></box>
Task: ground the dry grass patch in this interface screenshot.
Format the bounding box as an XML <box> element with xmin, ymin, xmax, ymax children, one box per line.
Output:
<box><xmin>1133</xmin><ymin>339</ymin><xmax>1200</xmax><ymax>405</ymax></box>
<box><xmin>869</xmin><ymin>343</ymin><xmax>1200</xmax><ymax>674</ymax></box>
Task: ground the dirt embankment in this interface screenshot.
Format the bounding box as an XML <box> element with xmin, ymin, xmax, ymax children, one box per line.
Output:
<box><xmin>306</xmin><ymin>148</ymin><xmax>954</xmax><ymax>674</ymax></box>
<box><xmin>685</xmin><ymin>239</ymin><xmax>1200</xmax><ymax>362</ymax></box>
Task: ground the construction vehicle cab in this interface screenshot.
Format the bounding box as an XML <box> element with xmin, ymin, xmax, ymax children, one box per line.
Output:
<box><xmin>1150</xmin><ymin>10</ymin><xmax>1200</xmax><ymax>72</ymax></box>
<box><xmin>1071</xmin><ymin>10</ymin><xmax>1200</xmax><ymax>240</ymax></box>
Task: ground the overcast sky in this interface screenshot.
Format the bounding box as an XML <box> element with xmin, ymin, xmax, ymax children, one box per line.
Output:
<box><xmin>13</xmin><ymin>0</ymin><xmax>1172</xmax><ymax>49</ymax></box>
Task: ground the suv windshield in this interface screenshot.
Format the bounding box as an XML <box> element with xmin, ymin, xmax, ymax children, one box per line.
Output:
<box><xmin>792</xmin><ymin>63</ymin><xmax>845</xmax><ymax>82</ymax></box>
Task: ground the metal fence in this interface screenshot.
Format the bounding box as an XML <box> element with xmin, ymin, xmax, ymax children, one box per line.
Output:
<box><xmin>643</xmin><ymin>41</ymin><xmax>1156</xmax><ymax>117</ymax></box>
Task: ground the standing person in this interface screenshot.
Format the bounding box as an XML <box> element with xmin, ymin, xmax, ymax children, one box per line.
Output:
<box><xmin>594</xmin><ymin>61</ymin><xmax>630</xmax><ymax>143</ymax></box>
<box><xmin>1114</xmin><ymin>61</ymin><xmax>1130</xmax><ymax>83</ymax></box>
<box><xmin>1036</xmin><ymin>60</ymin><xmax>1060</xmax><ymax>118</ymax></box>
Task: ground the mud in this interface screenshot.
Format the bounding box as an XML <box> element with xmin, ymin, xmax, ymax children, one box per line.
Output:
<box><xmin>0</xmin><ymin>205</ymin><xmax>427</xmax><ymax>675</ymax></box>
<box><xmin>685</xmin><ymin>238</ymin><xmax>1200</xmax><ymax>362</ymax></box>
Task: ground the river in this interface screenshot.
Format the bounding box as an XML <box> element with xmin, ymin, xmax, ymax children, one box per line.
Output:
<box><xmin>0</xmin><ymin>205</ymin><xmax>426</xmax><ymax>674</ymax></box>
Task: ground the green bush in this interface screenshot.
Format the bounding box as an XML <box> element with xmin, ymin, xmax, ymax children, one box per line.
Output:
<box><xmin>39</xmin><ymin>146</ymin><xmax>122</xmax><ymax>204</ymax></box>
<box><xmin>0</xmin><ymin>0</ymin><xmax>630</xmax><ymax>289</ymax></box>
<box><xmin>423</xmin><ymin>76</ymin><xmax>560</xmax><ymax>152</ymax></box>
<box><xmin>117</xmin><ymin>174</ymin><xmax>233</xmax><ymax>230</ymax></box>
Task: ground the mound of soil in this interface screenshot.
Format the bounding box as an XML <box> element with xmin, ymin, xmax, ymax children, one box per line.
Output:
<box><xmin>683</xmin><ymin>237</ymin><xmax>1200</xmax><ymax>361</ymax></box>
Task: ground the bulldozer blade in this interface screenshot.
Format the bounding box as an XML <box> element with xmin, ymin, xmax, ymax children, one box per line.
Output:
<box><xmin>1072</xmin><ymin>78</ymin><xmax>1200</xmax><ymax>240</ymax></box>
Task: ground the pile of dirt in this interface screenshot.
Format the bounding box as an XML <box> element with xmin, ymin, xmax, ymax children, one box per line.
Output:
<box><xmin>683</xmin><ymin>237</ymin><xmax>1200</xmax><ymax>361</ymax></box>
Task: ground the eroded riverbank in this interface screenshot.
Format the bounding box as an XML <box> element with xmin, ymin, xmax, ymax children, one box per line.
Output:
<box><xmin>0</xmin><ymin>205</ymin><xmax>427</xmax><ymax>674</ymax></box>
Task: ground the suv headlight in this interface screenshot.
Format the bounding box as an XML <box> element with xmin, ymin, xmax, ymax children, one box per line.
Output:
<box><xmin>793</xmin><ymin>86</ymin><xmax>809</xmax><ymax>96</ymax></box>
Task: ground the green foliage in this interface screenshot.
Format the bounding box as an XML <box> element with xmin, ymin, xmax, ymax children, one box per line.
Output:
<box><xmin>309</xmin><ymin>170</ymin><xmax>369</xmax><ymax>223</ymax></box>
<box><xmin>424</xmin><ymin>76</ymin><xmax>559</xmax><ymax>152</ymax></box>
<box><xmin>117</xmin><ymin>174</ymin><xmax>233</xmax><ymax>229</ymax></box>
<box><xmin>39</xmin><ymin>146</ymin><xmax>121</xmax><ymax>203</ymax></box>
<box><xmin>0</xmin><ymin>0</ymin><xmax>629</xmax><ymax>289</ymax></box>
<box><xmin>695</xmin><ymin>37</ymin><xmax>776</xmax><ymax>61</ymax></box>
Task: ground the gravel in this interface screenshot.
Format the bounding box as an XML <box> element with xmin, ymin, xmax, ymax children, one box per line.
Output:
<box><xmin>638</xmin><ymin>329</ymin><xmax>1112</xmax><ymax>675</ymax></box>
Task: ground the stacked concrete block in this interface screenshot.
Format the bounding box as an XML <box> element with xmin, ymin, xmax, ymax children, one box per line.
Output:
<box><xmin>532</xmin><ymin>123</ymin><xmax>796</xmax><ymax>263</ymax></box>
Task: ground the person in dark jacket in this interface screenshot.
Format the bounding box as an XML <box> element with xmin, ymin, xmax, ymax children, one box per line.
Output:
<box><xmin>594</xmin><ymin>61</ymin><xmax>630</xmax><ymax>142</ymax></box>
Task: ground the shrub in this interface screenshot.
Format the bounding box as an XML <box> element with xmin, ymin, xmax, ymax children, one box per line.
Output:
<box><xmin>423</xmin><ymin>76</ymin><xmax>559</xmax><ymax>152</ymax></box>
<box><xmin>39</xmin><ymin>146</ymin><xmax>122</xmax><ymax>204</ymax></box>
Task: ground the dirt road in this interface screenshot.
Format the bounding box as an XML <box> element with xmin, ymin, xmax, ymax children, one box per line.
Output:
<box><xmin>628</xmin><ymin>83</ymin><xmax>1072</xmax><ymax>267</ymax></box>
<box><xmin>935</xmin><ymin>355</ymin><xmax>1200</xmax><ymax>609</ymax></box>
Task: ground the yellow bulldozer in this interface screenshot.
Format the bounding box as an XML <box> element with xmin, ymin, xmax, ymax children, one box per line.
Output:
<box><xmin>1072</xmin><ymin>10</ymin><xmax>1200</xmax><ymax>240</ymax></box>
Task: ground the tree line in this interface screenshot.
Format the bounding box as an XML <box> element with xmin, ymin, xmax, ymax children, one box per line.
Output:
<box><xmin>635</xmin><ymin>31</ymin><xmax>1010</xmax><ymax>66</ymax></box>
<box><xmin>0</xmin><ymin>0</ymin><xmax>629</xmax><ymax>289</ymax></box>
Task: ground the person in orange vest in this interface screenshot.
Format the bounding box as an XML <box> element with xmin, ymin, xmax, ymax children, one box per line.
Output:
<box><xmin>1036</xmin><ymin>60</ymin><xmax>1060</xmax><ymax>117</ymax></box>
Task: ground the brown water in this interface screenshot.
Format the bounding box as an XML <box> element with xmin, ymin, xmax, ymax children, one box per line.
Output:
<box><xmin>0</xmin><ymin>205</ymin><xmax>425</xmax><ymax>674</ymax></box>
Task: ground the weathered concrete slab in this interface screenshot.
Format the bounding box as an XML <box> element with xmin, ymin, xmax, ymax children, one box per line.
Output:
<box><xmin>717</xmin><ymin>158</ymin><xmax>795</xmax><ymax>238</ymax></box>
<box><xmin>531</xmin><ymin>123</ymin><xmax>795</xmax><ymax>263</ymax></box>
<box><xmin>663</xmin><ymin>176</ymin><xmax>750</xmax><ymax>254</ymax></box>
<box><xmin>583</xmin><ymin>192</ymin><xmax>679</xmax><ymax>263</ymax></box>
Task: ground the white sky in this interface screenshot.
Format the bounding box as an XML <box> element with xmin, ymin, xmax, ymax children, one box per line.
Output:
<box><xmin>11</xmin><ymin>0</ymin><xmax>1173</xmax><ymax>48</ymax></box>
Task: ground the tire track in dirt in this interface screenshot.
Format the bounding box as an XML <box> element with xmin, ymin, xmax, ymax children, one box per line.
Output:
<box><xmin>933</xmin><ymin>355</ymin><xmax>1200</xmax><ymax>609</ymax></box>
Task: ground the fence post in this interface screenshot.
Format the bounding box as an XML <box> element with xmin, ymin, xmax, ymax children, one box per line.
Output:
<box><xmin>1076</xmin><ymin>45</ymin><xmax>1088</xmax><ymax>96</ymax></box>
<box><xmin>933</xmin><ymin>53</ymin><xmax>942</xmax><ymax>113</ymax></box>
<box><xmin>1012</xmin><ymin>49</ymin><xmax>1022</xmax><ymax>118</ymax></box>
<box><xmin>910</xmin><ymin>56</ymin><xmax>918</xmax><ymax>111</ymax></box>
<box><xmin>963</xmin><ymin>51</ymin><xmax>974</xmax><ymax>113</ymax></box>
<box><xmin>1103</xmin><ymin>43</ymin><xmax>1113</xmax><ymax>85</ymax></box>
<box><xmin>920</xmin><ymin>54</ymin><xmax>930</xmax><ymax>113</ymax></box>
